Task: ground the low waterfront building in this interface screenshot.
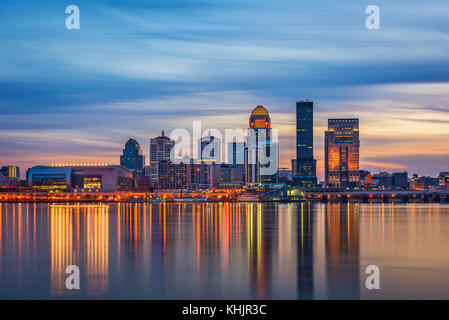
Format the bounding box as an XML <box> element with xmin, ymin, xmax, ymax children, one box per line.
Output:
<box><xmin>27</xmin><ymin>164</ymin><xmax>134</xmax><ymax>192</ymax></box>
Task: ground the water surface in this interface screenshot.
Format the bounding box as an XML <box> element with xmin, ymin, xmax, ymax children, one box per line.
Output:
<box><xmin>1</xmin><ymin>202</ymin><xmax>448</xmax><ymax>299</ymax></box>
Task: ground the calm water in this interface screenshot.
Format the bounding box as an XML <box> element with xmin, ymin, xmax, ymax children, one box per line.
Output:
<box><xmin>0</xmin><ymin>202</ymin><xmax>449</xmax><ymax>299</ymax></box>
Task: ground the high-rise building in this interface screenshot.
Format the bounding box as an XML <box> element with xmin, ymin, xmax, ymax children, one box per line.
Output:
<box><xmin>325</xmin><ymin>119</ymin><xmax>360</xmax><ymax>188</ymax></box>
<box><xmin>293</xmin><ymin>101</ymin><xmax>317</xmax><ymax>187</ymax></box>
<box><xmin>0</xmin><ymin>165</ymin><xmax>20</xmax><ymax>179</ymax></box>
<box><xmin>120</xmin><ymin>139</ymin><xmax>145</xmax><ymax>178</ymax></box>
<box><xmin>246</xmin><ymin>105</ymin><xmax>278</xmax><ymax>184</ymax></box>
<box><xmin>150</xmin><ymin>131</ymin><xmax>175</xmax><ymax>184</ymax></box>
<box><xmin>199</xmin><ymin>135</ymin><xmax>221</xmax><ymax>164</ymax></box>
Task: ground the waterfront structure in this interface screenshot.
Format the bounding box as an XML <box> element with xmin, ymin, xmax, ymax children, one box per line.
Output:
<box><xmin>293</xmin><ymin>101</ymin><xmax>317</xmax><ymax>187</ymax></box>
<box><xmin>199</xmin><ymin>135</ymin><xmax>221</xmax><ymax>164</ymax></box>
<box><xmin>27</xmin><ymin>164</ymin><xmax>134</xmax><ymax>192</ymax></box>
<box><xmin>246</xmin><ymin>105</ymin><xmax>278</xmax><ymax>184</ymax></box>
<box><xmin>325</xmin><ymin>119</ymin><xmax>360</xmax><ymax>188</ymax></box>
<box><xmin>120</xmin><ymin>139</ymin><xmax>145</xmax><ymax>178</ymax></box>
<box><xmin>150</xmin><ymin>131</ymin><xmax>175</xmax><ymax>184</ymax></box>
<box><xmin>0</xmin><ymin>165</ymin><xmax>20</xmax><ymax>179</ymax></box>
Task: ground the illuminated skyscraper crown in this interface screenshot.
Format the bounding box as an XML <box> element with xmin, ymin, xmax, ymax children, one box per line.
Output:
<box><xmin>249</xmin><ymin>105</ymin><xmax>271</xmax><ymax>129</ymax></box>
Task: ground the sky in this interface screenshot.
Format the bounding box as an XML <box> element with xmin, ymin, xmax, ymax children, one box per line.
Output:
<box><xmin>1</xmin><ymin>0</ymin><xmax>448</xmax><ymax>180</ymax></box>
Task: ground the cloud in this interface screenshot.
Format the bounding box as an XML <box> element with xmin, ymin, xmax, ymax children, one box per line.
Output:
<box><xmin>1</xmin><ymin>0</ymin><xmax>449</xmax><ymax>179</ymax></box>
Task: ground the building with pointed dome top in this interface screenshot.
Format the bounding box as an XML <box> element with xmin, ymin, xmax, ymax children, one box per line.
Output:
<box><xmin>249</xmin><ymin>105</ymin><xmax>271</xmax><ymax>130</ymax></box>
<box><xmin>246</xmin><ymin>105</ymin><xmax>278</xmax><ymax>184</ymax></box>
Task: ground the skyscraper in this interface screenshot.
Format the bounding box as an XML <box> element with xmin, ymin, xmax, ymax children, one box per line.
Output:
<box><xmin>120</xmin><ymin>138</ymin><xmax>145</xmax><ymax>178</ymax></box>
<box><xmin>246</xmin><ymin>105</ymin><xmax>278</xmax><ymax>184</ymax></box>
<box><xmin>150</xmin><ymin>131</ymin><xmax>175</xmax><ymax>185</ymax></box>
<box><xmin>293</xmin><ymin>101</ymin><xmax>317</xmax><ymax>187</ymax></box>
<box><xmin>325</xmin><ymin>119</ymin><xmax>360</xmax><ymax>188</ymax></box>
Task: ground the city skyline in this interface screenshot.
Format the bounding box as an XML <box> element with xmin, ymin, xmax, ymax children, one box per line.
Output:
<box><xmin>1</xmin><ymin>1</ymin><xmax>449</xmax><ymax>179</ymax></box>
<box><xmin>2</xmin><ymin>101</ymin><xmax>447</xmax><ymax>181</ymax></box>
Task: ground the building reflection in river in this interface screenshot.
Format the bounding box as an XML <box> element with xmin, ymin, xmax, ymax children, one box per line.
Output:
<box><xmin>1</xmin><ymin>202</ymin><xmax>449</xmax><ymax>299</ymax></box>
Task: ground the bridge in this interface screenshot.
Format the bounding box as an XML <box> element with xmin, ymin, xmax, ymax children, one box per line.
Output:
<box><xmin>261</xmin><ymin>187</ymin><xmax>449</xmax><ymax>203</ymax></box>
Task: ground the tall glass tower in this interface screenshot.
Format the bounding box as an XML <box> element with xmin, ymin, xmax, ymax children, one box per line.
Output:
<box><xmin>120</xmin><ymin>138</ymin><xmax>145</xmax><ymax>178</ymax></box>
<box><xmin>294</xmin><ymin>101</ymin><xmax>317</xmax><ymax>187</ymax></box>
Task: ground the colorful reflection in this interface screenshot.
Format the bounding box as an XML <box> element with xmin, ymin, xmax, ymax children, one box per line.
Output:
<box><xmin>1</xmin><ymin>202</ymin><xmax>449</xmax><ymax>299</ymax></box>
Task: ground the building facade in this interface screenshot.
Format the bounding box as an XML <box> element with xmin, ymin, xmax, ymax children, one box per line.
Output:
<box><xmin>150</xmin><ymin>131</ymin><xmax>175</xmax><ymax>185</ymax></box>
<box><xmin>120</xmin><ymin>139</ymin><xmax>145</xmax><ymax>178</ymax></box>
<box><xmin>325</xmin><ymin>119</ymin><xmax>360</xmax><ymax>188</ymax></box>
<box><xmin>188</xmin><ymin>162</ymin><xmax>215</xmax><ymax>189</ymax></box>
<box><xmin>293</xmin><ymin>101</ymin><xmax>317</xmax><ymax>187</ymax></box>
<box><xmin>157</xmin><ymin>161</ymin><xmax>188</xmax><ymax>190</ymax></box>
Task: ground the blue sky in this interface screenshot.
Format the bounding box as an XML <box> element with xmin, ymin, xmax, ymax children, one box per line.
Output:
<box><xmin>1</xmin><ymin>0</ymin><xmax>449</xmax><ymax>179</ymax></box>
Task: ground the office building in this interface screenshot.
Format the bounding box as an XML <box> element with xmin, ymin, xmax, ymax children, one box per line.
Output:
<box><xmin>325</xmin><ymin>119</ymin><xmax>360</xmax><ymax>188</ymax></box>
<box><xmin>157</xmin><ymin>161</ymin><xmax>188</xmax><ymax>190</ymax></box>
<box><xmin>150</xmin><ymin>131</ymin><xmax>175</xmax><ymax>184</ymax></box>
<box><xmin>293</xmin><ymin>101</ymin><xmax>317</xmax><ymax>187</ymax></box>
<box><xmin>188</xmin><ymin>162</ymin><xmax>215</xmax><ymax>189</ymax></box>
<box><xmin>120</xmin><ymin>138</ymin><xmax>145</xmax><ymax>178</ymax></box>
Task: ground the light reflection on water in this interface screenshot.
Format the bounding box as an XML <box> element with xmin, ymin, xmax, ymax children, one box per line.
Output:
<box><xmin>0</xmin><ymin>202</ymin><xmax>449</xmax><ymax>299</ymax></box>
